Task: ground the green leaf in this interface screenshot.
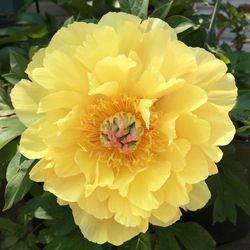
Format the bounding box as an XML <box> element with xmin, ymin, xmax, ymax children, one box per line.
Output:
<box><xmin>128</xmin><ymin>233</ymin><xmax>152</xmax><ymax>250</ymax></box>
<box><xmin>45</xmin><ymin>229</ymin><xmax>102</xmax><ymax>250</ymax></box>
<box><xmin>237</xmin><ymin>124</ymin><xmax>250</xmax><ymax>137</ymax></box>
<box><xmin>3</xmin><ymin>151</ymin><xmax>34</xmax><ymax>210</ymax></box>
<box><xmin>0</xmin><ymin>115</ymin><xmax>26</xmax><ymax>150</ymax></box>
<box><xmin>207</xmin><ymin>147</ymin><xmax>250</xmax><ymax>224</ymax></box>
<box><xmin>0</xmin><ymin>218</ymin><xmax>25</xmax><ymax>236</ymax></box>
<box><xmin>166</xmin><ymin>15</ymin><xmax>195</xmax><ymax>33</ymax></box>
<box><xmin>151</xmin><ymin>1</ymin><xmax>173</xmax><ymax>19</ymax></box>
<box><xmin>2</xmin><ymin>50</ymin><xmax>28</xmax><ymax>84</ymax></box>
<box><xmin>156</xmin><ymin>222</ymin><xmax>215</xmax><ymax>250</ymax></box>
<box><xmin>230</xmin><ymin>90</ymin><xmax>250</xmax><ymax>122</ymax></box>
<box><xmin>119</xmin><ymin>0</ymin><xmax>149</xmax><ymax>19</ymax></box>
<box><xmin>63</xmin><ymin>16</ymin><xmax>75</xmax><ymax>27</ymax></box>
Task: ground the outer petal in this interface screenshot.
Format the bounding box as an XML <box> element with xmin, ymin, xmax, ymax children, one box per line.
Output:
<box><xmin>161</xmin><ymin>173</ymin><xmax>189</xmax><ymax>207</ymax></box>
<box><xmin>44</xmin><ymin>174</ymin><xmax>85</xmax><ymax>202</ymax></box>
<box><xmin>184</xmin><ymin>182</ymin><xmax>211</xmax><ymax>211</ymax></box>
<box><xmin>20</xmin><ymin>124</ymin><xmax>47</xmax><ymax>159</ymax></box>
<box><xmin>156</xmin><ymin>83</ymin><xmax>208</xmax><ymax>114</ymax></box>
<box><xmin>99</xmin><ymin>12</ymin><xmax>141</xmax><ymax>30</ymax></box>
<box><xmin>70</xmin><ymin>203</ymin><xmax>141</xmax><ymax>246</ymax></box>
<box><xmin>10</xmin><ymin>80</ymin><xmax>47</xmax><ymax>127</ymax></box>
<box><xmin>47</xmin><ymin>22</ymin><xmax>98</xmax><ymax>52</ymax></box>
<box><xmin>176</xmin><ymin>113</ymin><xmax>211</xmax><ymax>144</ymax></box>
<box><xmin>150</xmin><ymin>203</ymin><xmax>181</xmax><ymax>227</ymax></box>
<box><xmin>194</xmin><ymin>103</ymin><xmax>235</xmax><ymax>145</ymax></box>
<box><xmin>25</xmin><ymin>48</ymin><xmax>46</xmax><ymax>80</ymax></box>
<box><xmin>187</xmin><ymin>48</ymin><xmax>237</xmax><ymax>111</ymax></box>
<box><xmin>77</xmin><ymin>188</ymin><xmax>113</xmax><ymax>220</ymax></box>
<box><xmin>108</xmin><ymin>192</ymin><xmax>143</xmax><ymax>227</ymax></box>
<box><xmin>178</xmin><ymin>146</ymin><xmax>209</xmax><ymax>184</ymax></box>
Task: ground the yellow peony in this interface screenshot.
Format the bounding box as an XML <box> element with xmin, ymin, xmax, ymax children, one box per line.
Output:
<box><xmin>11</xmin><ymin>12</ymin><xmax>237</xmax><ymax>245</ymax></box>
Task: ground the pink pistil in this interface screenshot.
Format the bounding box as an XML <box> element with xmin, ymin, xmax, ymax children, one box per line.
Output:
<box><xmin>115</xmin><ymin>123</ymin><xmax>125</xmax><ymax>138</ymax></box>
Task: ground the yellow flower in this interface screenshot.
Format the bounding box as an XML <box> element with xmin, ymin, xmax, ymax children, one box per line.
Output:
<box><xmin>10</xmin><ymin>12</ymin><xmax>237</xmax><ymax>245</ymax></box>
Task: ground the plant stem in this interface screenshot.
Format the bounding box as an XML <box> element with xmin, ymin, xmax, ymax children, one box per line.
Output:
<box><xmin>204</xmin><ymin>0</ymin><xmax>222</xmax><ymax>48</ymax></box>
<box><xmin>35</xmin><ymin>0</ymin><xmax>40</xmax><ymax>13</ymax></box>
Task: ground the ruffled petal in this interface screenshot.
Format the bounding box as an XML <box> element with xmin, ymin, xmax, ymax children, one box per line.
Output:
<box><xmin>184</xmin><ymin>182</ymin><xmax>211</xmax><ymax>211</ymax></box>
<box><xmin>151</xmin><ymin>203</ymin><xmax>181</xmax><ymax>227</ymax></box>
<box><xmin>10</xmin><ymin>80</ymin><xmax>47</xmax><ymax>127</ymax></box>
<box><xmin>70</xmin><ymin>203</ymin><xmax>141</xmax><ymax>246</ymax></box>
<box><xmin>20</xmin><ymin>124</ymin><xmax>47</xmax><ymax>159</ymax></box>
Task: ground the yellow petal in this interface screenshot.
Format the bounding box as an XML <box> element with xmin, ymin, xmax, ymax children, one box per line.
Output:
<box><xmin>47</xmin><ymin>22</ymin><xmax>98</xmax><ymax>52</ymax></box>
<box><xmin>157</xmin><ymin>83</ymin><xmax>208</xmax><ymax>114</ymax></box>
<box><xmin>161</xmin><ymin>40</ymin><xmax>197</xmax><ymax>79</ymax></box>
<box><xmin>37</xmin><ymin>91</ymin><xmax>84</xmax><ymax>113</ymax></box>
<box><xmin>44</xmin><ymin>174</ymin><xmax>85</xmax><ymax>202</ymax></box>
<box><xmin>188</xmin><ymin>47</ymin><xmax>227</xmax><ymax>88</ymax></box>
<box><xmin>20</xmin><ymin>124</ymin><xmax>47</xmax><ymax>159</ymax></box>
<box><xmin>127</xmin><ymin>182</ymin><xmax>159</xmax><ymax>211</ymax></box>
<box><xmin>159</xmin><ymin>112</ymin><xmax>179</xmax><ymax>141</ymax></box>
<box><xmin>184</xmin><ymin>182</ymin><xmax>211</xmax><ymax>211</ymax></box>
<box><xmin>25</xmin><ymin>48</ymin><xmax>46</xmax><ymax>80</ymax></box>
<box><xmin>161</xmin><ymin>173</ymin><xmax>189</xmax><ymax>207</ymax></box>
<box><xmin>99</xmin><ymin>12</ymin><xmax>141</xmax><ymax>30</ymax></box>
<box><xmin>201</xmin><ymin>144</ymin><xmax>223</xmax><ymax>163</ymax></box>
<box><xmin>141</xmin><ymin>18</ymin><xmax>176</xmax><ymax>40</ymax></box>
<box><xmin>194</xmin><ymin>102</ymin><xmax>235</xmax><ymax>145</ymax></box>
<box><xmin>76</xmin><ymin>152</ymin><xmax>114</xmax><ymax>196</ymax></box>
<box><xmin>10</xmin><ymin>80</ymin><xmax>47</xmax><ymax>127</ymax></box>
<box><xmin>176</xmin><ymin>113</ymin><xmax>211</xmax><ymax>144</ymax></box>
<box><xmin>151</xmin><ymin>203</ymin><xmax>181</xmax><ymax>227</ymax></box>
<box><xmin>70</xmin><ymin>203</ymin><xmax>141</xmax><ymax>246</ymax></box>
<box><xmin>138</xmin><ymin>99</ymin><xmax>155</xmax><ymax>129</ymax></box>
<box><xmin>92</xmin><ymin>55</ymin><xmax>136</xmax><ymax>85</ymax></box>
<box><xmin>52</xmin><ymin>147</ymin><xmax>81</xmax><ymax>177</ymax></box>
<box><xmin>178</xmin><ymin>146</ymin><xmax>209</xmax><ymax>184</ymax></box>
<box><xmin>77</xmin><ymin>188</ymin><xmax>113</xmax><ymax>219</ymax></box>
<box><xmin>29</xmin><ymin>159</ymin><xmax>54</xmax><ymax>182</ymax></box>
<box><xmin>42</xmin><ymin>46</ymin><xmax>88</xmax><ymax>92</ymax></box>
<box><xmin>137</xmin><ymin>27</ymin><xmax>174</xmax><ymax>70</ymax></box>
<box><xmin>206</xmin><ymin>73</ymin><xmax>237</xmax><ymax>111</ymax></box>
<box><xmin>165</xmin><ymin>139</ymin><xmax>191</xmax><ymax>172</ymax></box>
<box><xmin>88</xmin><ymin>81</ymin><xmax>119</xmax><ymax>96</ymax></box>
<box><xmin>134</xmin><ymin>67</ymin><xmax>184</xmax><ymax>98</ymax></box>
<box><xmin>76</xmin><ymin>26</ymin><xmax>119</xmax><ymax>71</ymax></box>
<box><xmin>108</xmin><ymin>192</ymin><xmax>142</xmax><ymax>227</ymax></box>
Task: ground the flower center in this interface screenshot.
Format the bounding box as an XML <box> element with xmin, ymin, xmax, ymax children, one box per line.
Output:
<box><xmin>100</xmin><ymin>112</ymin><xmax>144</xmax><ymax>154</ymax></box>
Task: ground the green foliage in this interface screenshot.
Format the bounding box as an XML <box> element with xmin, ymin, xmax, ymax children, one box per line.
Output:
<box><xmin>0</xmin><ymin>115</ymin><xmax>25</xmax><ymax>150</ymax></box>
<box><xmin>150</xmin><ymin>1</ymin><xmax>173</xmax><ymax>19</ymax></box>
<box><xmin>2</xmin><ymin>50</ymin><xmax>28</xmax><ymax>84</ymax></box>
<box><xmin>155</xmin><ymin>222</ymin><xmax>215</xmax><ymax>250</ymax></box>
<box><xmin>4</xmin><ymin>151</ymin><xmax>34</xmax><ymax>210</ymax></box>
<box><xmin>207</xmin><ymin>147</ymin><xmax>250</xmax><ymax>225</ymax></box>
<box><xmin>119</xmin><ymin>0</ymin><xmax>149</xmax><ymax>19</ymax></box>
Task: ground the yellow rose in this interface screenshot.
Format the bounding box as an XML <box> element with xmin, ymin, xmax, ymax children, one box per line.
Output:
<box><xmin>10</xmin><ymin>12</ymin><xmax>237</xmax><ymax>245</ymax></box>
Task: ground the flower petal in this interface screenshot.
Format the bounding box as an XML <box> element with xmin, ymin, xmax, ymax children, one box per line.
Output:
<box><xmin>44</xmin><ymin>174</ymin><xmax>85</xmax><ymax>202</ymax></box>
<box><xmin>20</xmin><ymin>124</ymin><xmax>47</xmax><ymax>159</ymax></box>
<box><xmin>10</xmin><ymin>80</ymin><xmax>47</xmax><ymax>127</ymax></box>
<box><xmin>151</xmin><ymin>203</ymin><xmax>181</xmax><ymax>227</ymax></box>
<box><xmin>138</xmin><ymin>99</ymin><xmax>155</xmax><ymax>129</ymax></box>
<box><xmin>70</xmin><ymin>203</ymin><xmax>141</xmax><ymax>246</ymax></box>
<box><xmin>178</xmin><ymin>146</ymin><xmax>209</xmax><ymax>184</ymax></box>
<box><xmin>184</xmin><ymin>182</ymin><xmax>211</xmax><ymax>211</ymax></box>
<box><xmin>176</xmin><ymin>113</ymin><xmax>211</xmax><ymax>144</ymax></box>
<box><xmin>156</xmin><ymin>83</ymin><xmax>208</xmax><ymax>114</ymax></box>
<box><xmin>194</xmin><ymin>103</ymin><xmax>235</xmax><ymax>145</ymax></box>
<box><xmin>161</xmin><ymin>174</ymin><xmax>189</xmax><ymax>207</ymax></box>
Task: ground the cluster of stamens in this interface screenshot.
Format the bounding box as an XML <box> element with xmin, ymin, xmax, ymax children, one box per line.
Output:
<box><xmin>100</xmin><ymin>112</ymin><xmax>144</xmax><ymax>154</ymax></box>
